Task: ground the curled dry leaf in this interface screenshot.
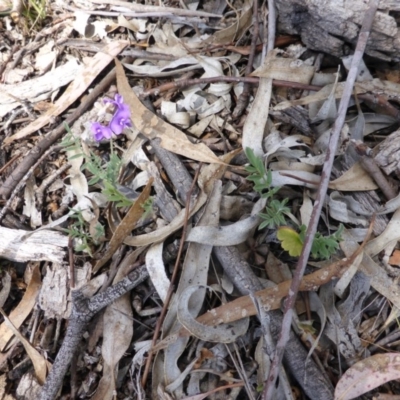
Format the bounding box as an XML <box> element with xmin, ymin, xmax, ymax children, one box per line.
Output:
<box><xmin>177</xmin><ymin>285</ymin><xmax>249</xmax><ymax>343</ymax></box>
<box><xmin>335</xmin><ymin>353</ymin><xmax>400</xmax><ymax>400</ymax></box>
<box><xmin>185</xmin><ymin>213</ymin><xmax>260</xmax><ymax>246</ymax></box>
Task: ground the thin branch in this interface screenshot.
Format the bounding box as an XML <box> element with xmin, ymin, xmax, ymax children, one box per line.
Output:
<box><xmin>39</xmin><ymin>265</ymin><xmax>149</xmax><ymax>400</ymax></box>
<box><xmin>263</xmin><ymin>1</ymin><xmax>381</xmax><ymax>398</ymax></box>
<box><xmin>142</xmin><ymin>76</ymin><xmax>322</xmax><ymax>98</ymax></box>
<box><xmin>141</xmin><ymin>163</ymin><xmax>202</xmax><ymax>388</ymax></box>
<box><xmin>232</xmin><ymin>0</ymin><xmax>260</xmax><ymax>119</ymax></box>
<box><xmin>267</xmin><ymin>0</ymin><xmax>277</xmax><ymax>54</ymax></box>
<box><xmin>0</xmin><ymin>145</ymin><xmax>63</xmax><ymax>224</ymax></box>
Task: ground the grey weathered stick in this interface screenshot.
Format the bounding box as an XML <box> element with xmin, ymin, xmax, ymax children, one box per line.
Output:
<box><xmin>150</xmin><ymin>138</ymin><xmax>195</xmax><ymax>205</ymax></box>
<box><xmin>0</xmin><ymin>145</ymin><xmax>62</xmax><ymax>224</ymax></box>
<box><xmin>39</xmin><ymin>265</ymin><xmax>149</xmax><ymax>400</ymax></box>
<box><xmin>263</xmin><ymin>1</ymin><xmax>381</xmax><ymax>398</ymax></box>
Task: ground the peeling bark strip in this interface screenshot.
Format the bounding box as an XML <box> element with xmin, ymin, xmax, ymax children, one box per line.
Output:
<box><xmin>39</xmin><ymin>265</ymin><xmax>149</xmax><ymax>400</ymax></box>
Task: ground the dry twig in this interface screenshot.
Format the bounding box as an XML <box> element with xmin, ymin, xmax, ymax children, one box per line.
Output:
<box><xmin>263</xmin><ymin>1</ymin><xmax>381</xmax><ymax>398</ymax></box>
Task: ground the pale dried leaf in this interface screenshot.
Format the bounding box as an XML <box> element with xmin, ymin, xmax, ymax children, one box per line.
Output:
<box><xmin>34</xmin><ymin>40</ymin><xmax>56</xmax><ymax>73</ymax></box>
<box><xmin>146</xmin><ymin>242</ymin><xmax>170</xmax><ymax>303</ymax></box>
<box><xmin>93</xmin><ymin>178</ymin><xmax>153</xmax><ymax>273</ymax></box>
<box><xmin>334</xmin><ymin>353</ymin><xmax>400</xmax><ymax>400</ymax></box>
<box><xmin>124</xmin><ymin>191</ymin><xmax>207</xmax><ymax>247</ymax></box>
<box><xmin>161</xmin><ymin>181</ymin><xmax>222</xmax><ymax>393</ymax></box>
<box><xmin>341</xmin><ymin>230</ymin><xmax>400</xmax><ymax>311</ymax></box>
<box><xmin>94</xmin><ymin>294</ymin><xmax>133</xmax><ymax>400</ymax></box>
<box><xmin>177</xmin><ymin>285</ymin><xmax>249</xmax><ymax>343</ymax></box>
<box><xmin>0</xmin><ymin>308</ymin><xmax>49</xmax><ymax>384</ymax></box>
<box><xmin>251</xmin><ymin>57</ymin><xmax>315</xmax><ymax>84</ymax></box>
<box><xmin>0</xmin><ymin>264</ymin><xmax>41</xmax><ymax>351</ymax></box>
<box><xmin>334</xmin><ymin>252</ymin><xmax>364</xmax><ymax>298</ymax></box>
<box><xmin>0</xmin><ymin>59</ymin><xmax>81</xmax><ymax>118</ymax></box>
<box><xmin>366</xmin><ymin>207</ymin><xmax>400</xmax><ymax>257</ymax></box>
<box><xmin>329</xmin><ymin>162</ymin><xmax>378</xmax><ymax>191</ymax></box>
<box><xmin>0</xmin><ymin>273</ymin><xmax>11</xmax><ymax>309</ymax></box>
<box><xmin>186</xmin><ymin>213</ymin><xmax>259</xmax><ymax>246</ymax></box>
<box><xmin>22</xmin><ymin>175</ymin><xmax>42</xmax><ymax>228</ymax></box>
<box><xmin>242</xmin><ymin>76</ymin><xmax>272</xmax><ymax>157</ymax></box>
<box><xmin>377</xmin><ymin>192</ymin><xmax>400</xmax><ymax>214</ymax></box>
<box><xmin>328</xmin><ymin>192</ymin><xmax>370</xmax><ymax>226</ymax></box>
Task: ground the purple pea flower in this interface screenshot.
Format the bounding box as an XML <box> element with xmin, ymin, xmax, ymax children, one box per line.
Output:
<box><xmin>91</xmin><ymin>122</ymin><xmax>113</xmax><ymax>141</ymax></box>
<box><xmin>90</xmin><ymin>94</ymin><xmax>131</xmax><ymax>141</ymax></box>
<box><xmin>104</xmin><ymin>94</ymin><xmax>132</xmax><ymax>135</ymax></box>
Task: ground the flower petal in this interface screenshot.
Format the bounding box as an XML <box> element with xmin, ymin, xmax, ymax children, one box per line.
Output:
<box><xmin>91</xmin><ymin>122</ymin><xmax>113</xmax><ymax>141</ymax></box>
<box><xmin>102</xmin><ymin>93</ymin><xmax>131</xmax><ymax>135</ymax></box>
<box><xmin>109</xmin><ymin>115</ymin><xmax>131</xmax><ymax>135</ymax></box>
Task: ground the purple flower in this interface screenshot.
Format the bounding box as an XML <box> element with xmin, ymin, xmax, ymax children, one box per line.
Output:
<box><xmin>104</xmin><ymin>94</ymin><xmax>132</xmax><ymax>135</ymax></box>
<box><xmin>91</xmin><ymin>94</ymin><xmax>131</xmax><ymax>141</ymax></box>
<box><xmin>91</xmin><ymin>122</ymin><xmax>113</xmax><ymax>141</ymax></box>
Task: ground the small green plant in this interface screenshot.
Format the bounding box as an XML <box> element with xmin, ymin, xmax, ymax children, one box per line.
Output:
<box><xmin>245</xmin><ymin>147</ymin><xmax>342</xmax><ymax>259</ymax></box>
<box><xmin>64</xmin><ymin>209</ymin><xmax>104</xmax><ymax>255</ymax></box>
<box><xmin>245</xmin><ymin>147</ymin><xmax>290</xmax><ymax>229</ymax></box>
<box><xmin>61</xmin><ymin>125</ymin><xmax>134</xmax><ymax>208</ymax></box>
<box><xmin>61</xmin><ymin>124</ymin><xmax>137</xmax><ymax>253</ymax></box>
<box><xmin>141</xmin><ymin>197</ymin><xmax>154</xmax><ymax>219</ymax></box>
<box><xmin>300</xmin><ymin>223</ymin><xmax>344</xmax><ymax>259</ymax></box>
<box><xmin>22</xmin><ymin>0</ymin><xmax>48</xmax><ymax>30</ymax></box>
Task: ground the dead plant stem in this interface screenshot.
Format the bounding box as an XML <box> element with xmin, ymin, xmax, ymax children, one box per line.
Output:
<box><xmin>232</xmin><ymin>0</ymin><xmax>260</xmax><ymax>118</ymax></box>
<box><xmin>263</xmin><ymin>1</ymin><xmax>381</xmax><ymax>398</ymax></box>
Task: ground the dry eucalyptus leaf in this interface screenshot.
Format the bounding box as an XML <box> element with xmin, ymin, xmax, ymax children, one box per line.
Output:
<box><xmin>0</xmin><ymin>273</ymin><xmax>11</xmax><ymax>309</ymax></box>
<box><xmin>0</xmin><ymin>309</ymin><xmax>49</xmax><ymax>385</ymax></box>
<box><xmin>177</xmin><ymin>285</ymin><xmax>249</xmax><ymax>343</ymax></box>
<box><xmin>161</xmin><ymin>181</ymin><xmax>222</xmax><ymax>394</ymax></box>
<box><xmin>185</xmin><ymin>213</ymin><xmax>260</xmax><ymax>246</ymax></box>
<box><xmin>146</xmin><ymin>242</ymin><xmax>170</xmax><ymax>303</ymax></box>
<box><xmin>124</xmin><ymin>191</ymin><xmax>207</xmax><ymax>247</ymax></box>
<box><xmin>251</xmin><ymin>57</ymin><xmax>315</xmax><ymax>84</ymax></box>
<box><xmin>93</xmin><ymin>178</ymin><xmax>153</xmax><ymax>273</ymax></box>
<box><xmin>0</xmin><ymin>264</ymin><xmax>41</xmax><ymax>351</ymax></box>
<box><xmin>209</xmin><ymin>0</ymin><xmax>252</xmax><ymax>44</ymax></box>
<box><xmin>92</xmin><ymin>294</ymin><xmax>133</xmax><ymax>400</ymax></box>
<box><xmin>329</xmin><ymin>162</ymin><xmax>378</xmax><ymax>191</ymax></box>
<box><xmin>366</xmin><ymin>207</ymin><xmax>400</xmax><ymax>257</ymax></box>
<box><xmin>116</xmin><ymin>60</ymin><xmax>222</xmax><ymax>164</ymax></box>
<box><xmin>335</xmin><ymin>353</ymin><xmax>400</xmax><ymax>400</ymax></box>
<box><xmin>242</xmin><ymin>76</ymin><xmax>272</xmax><ymax>157</ymax></box>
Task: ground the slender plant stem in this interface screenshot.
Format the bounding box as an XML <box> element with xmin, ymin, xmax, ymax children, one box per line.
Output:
<box><xmin>263</xmin><ymin>1</ymin><xmax>381</xmax><ymax>398</ymax></box>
